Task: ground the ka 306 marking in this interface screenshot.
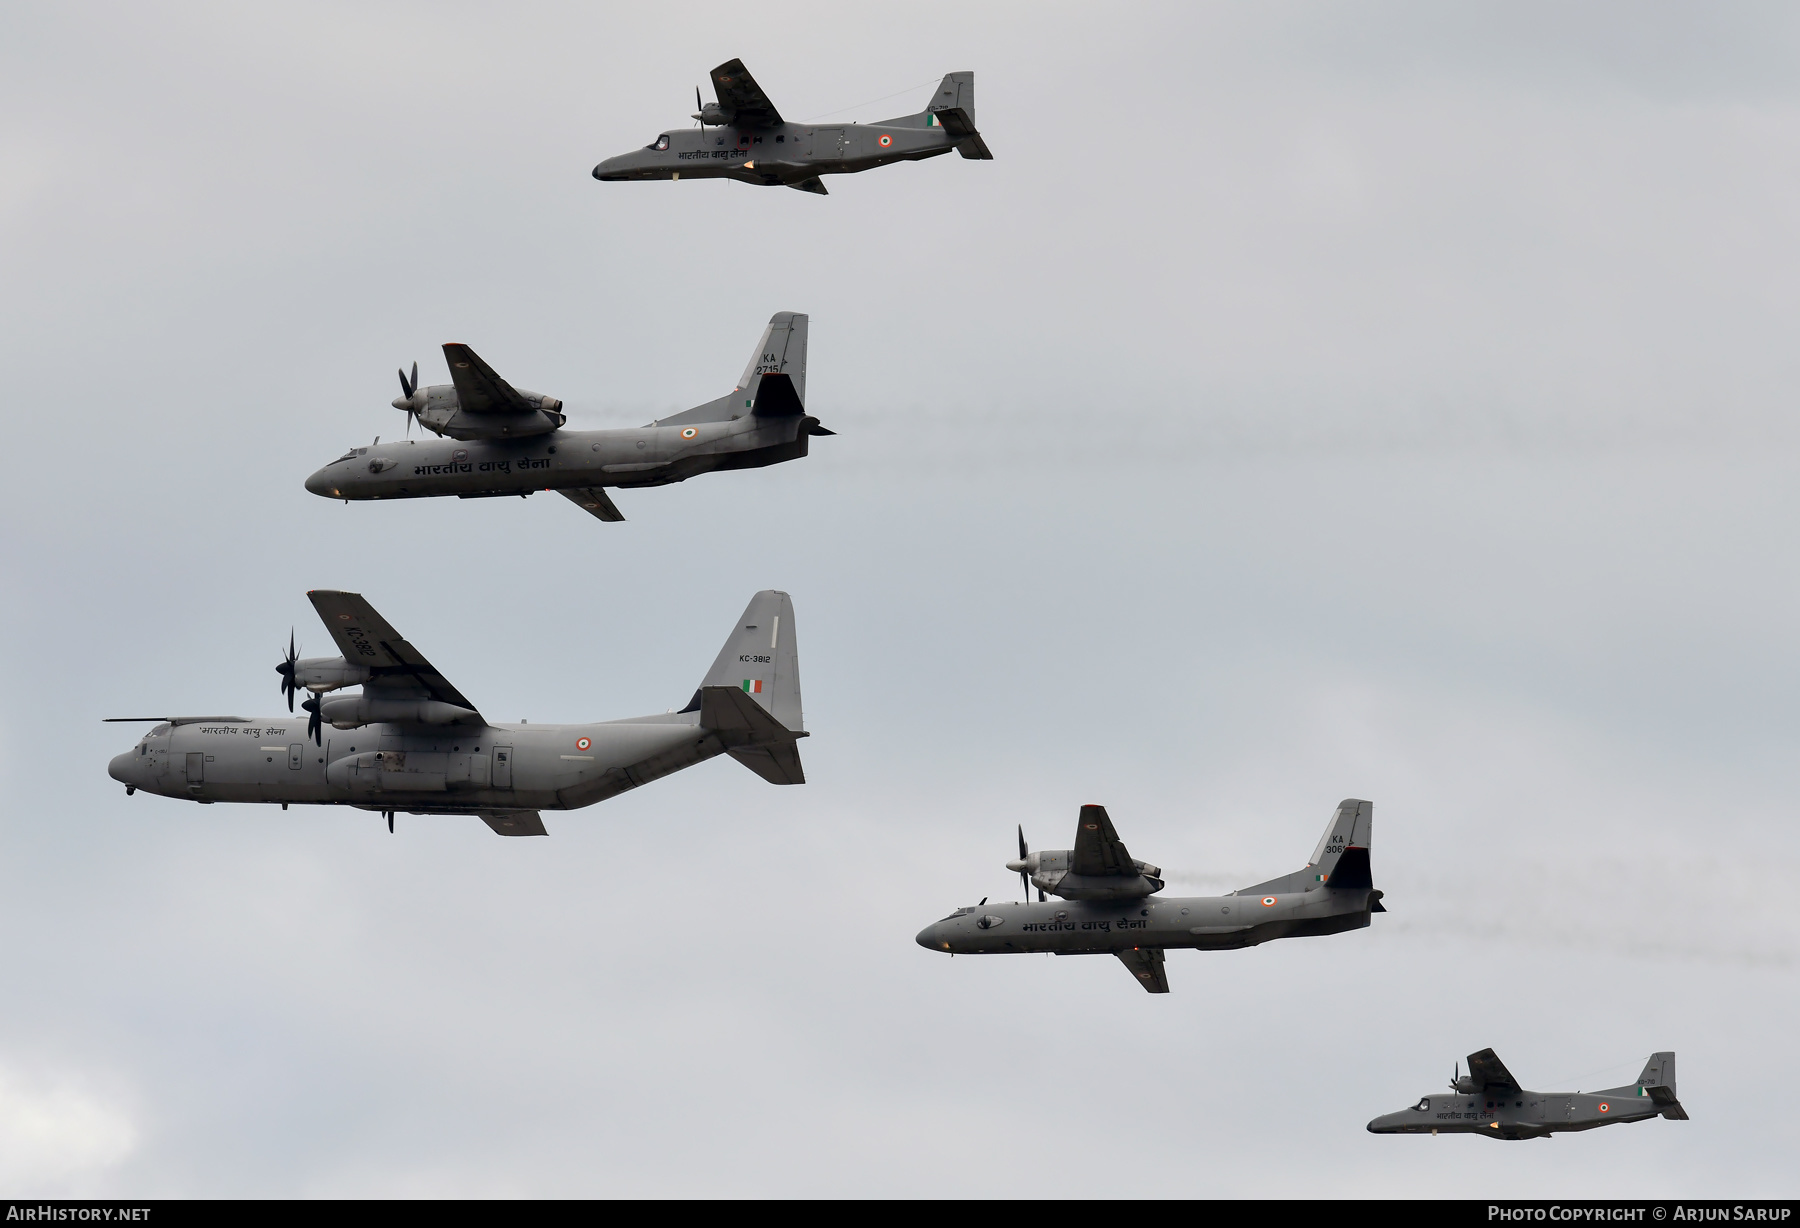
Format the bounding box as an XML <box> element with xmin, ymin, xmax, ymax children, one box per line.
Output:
<box><xmin>592</xmin><ymin>59</ymin><xmax>993</xmax><ymax>195</ymax></box>
<box><xmin>1368</xmin><ymin>1049</ymin><xmax>1689</xmax><ymax>1141</ymax></box>
<box><xmin>916</xmin><ymin>800</ymin><xmax>1386</xmax><ymax>993</ymax></box>
<box><xmin>107</xmin><ymin>589</ymin><xmax>809</xmax><ymax>836</ymax></box>
<box><xmin>305</xmin><ymin>312</ymin><xmax>831</xmax><ymax>523</ymax></box>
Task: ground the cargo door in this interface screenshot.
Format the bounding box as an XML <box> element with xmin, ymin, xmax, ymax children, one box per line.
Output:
<box><xmin>493</xmin><ymin>745</ymin><xmax>513</xmax><ymax>789</ymax></box>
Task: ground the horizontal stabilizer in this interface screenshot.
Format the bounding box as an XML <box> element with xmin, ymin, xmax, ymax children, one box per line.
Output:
<box><xmin>753</xmin><ymin>371</ymin><xmax>804</xmax><ymax>417</ymax></box>
<box><xmin>559</xmin><ymin>487</ymin><xmax>626</xmax><ymax>522</ymax></box>
<box><xmin>480</xmin><ymin>810</ymin><xmax>546</xmax><ymax>837</ymax></box>
<box><xmin>727</xmin><ymin>744</ymin><xmax>805</xmax><ymax>785</ymax></box>
<box><xmin>701</xmin><ymin>685</ymin><xmax>806</xmax><ymax>786</ymax></box>
<box><xmin>1647</xmin><ymin>1084</ymin><xmax>1689</xmax><ymax>1119</ymax></box>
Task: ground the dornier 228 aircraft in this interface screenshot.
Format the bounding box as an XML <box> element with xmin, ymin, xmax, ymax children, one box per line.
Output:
<box><xmin>304</xmin><ymin>312</ymin><xmax>829</xmax><ymax>523</ymax></box>
<box><xmin>592</xmin><ymin>60</ymin><xmax>993</xmax><ymax>195</ymax></box>
<box><xmin>106</xmin><ymin>589</ymin><xmax>807</xmax><ymax>836</ymax></box>
<box><xmin>1368</xmin><ymin>1049</ymin><xmax>1689</xmax><ymax>1140</ymax></box>
<box><xmin>915</xmin><ymin>800</ymin><xmax>1385</xmax><ymax>993</ymax></box>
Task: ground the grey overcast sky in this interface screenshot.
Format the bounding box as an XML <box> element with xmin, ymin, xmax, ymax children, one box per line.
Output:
<box><xmin>2</xmin><ymin>0</ymin><xmax>1797</xmax><ymax>1198</ymax></box>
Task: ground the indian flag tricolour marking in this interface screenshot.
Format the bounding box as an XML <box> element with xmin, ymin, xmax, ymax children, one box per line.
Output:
<box><xmin>741</xmin><ymin>679</ymin><xmax>763</xmax><ymax>694</ymax></box>
<box><xmin>927</xmin><ymin>113</ymin><xmax>939</xmax><ymax>127</ymax></box>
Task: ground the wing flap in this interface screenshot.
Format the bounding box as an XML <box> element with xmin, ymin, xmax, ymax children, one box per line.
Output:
<box><xmin>559</xmin><ymin>487</ymin><xmax>626</xmax><ymax>522</ymax></box>
<box><xmin>441</xmin><ymin>343</ymin><xmax>534</xmax><ymax>415</ymax></box>
<box><xmin>1069</xmin><ymin>804</ymin><xmax>1135</xmax><ymax>877</ymax></box>
<box><xmin>1116</xmin><ymin>947</ymin><xmax>1169</xmax><ymax>993</ymax></box>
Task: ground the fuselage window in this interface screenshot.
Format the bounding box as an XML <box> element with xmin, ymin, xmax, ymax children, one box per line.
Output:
<box><xmin>647</xmin><ymin>134</ymin><xmax>670</xmax><ymax>151</ymax></box>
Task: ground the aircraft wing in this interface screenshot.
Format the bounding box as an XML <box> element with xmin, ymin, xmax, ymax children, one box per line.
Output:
<box><xmin>711</xmin><ymin>59</ymin><xmax>784</xmax><ymax>127</ymax></box>
<box><xmin>1466</xmin><ymin>1048</ymin><xmax>1522</xmax><ymax>1092</ymax></box>
<box><xmin>1069</xmin><ymin>804</ymin><xmax>1136</xmax><ymax>877</ymax></box>
<box><xmin>306</xmin><ymin>590</ymin><xmax>480</xmax><ymax>713</ymax></box>
<box><xmin>1116</xmin><ymin>947</ymin><xmax>1169</xmax><ymax>993</ymax></box>
<box><xmin>480</xmin><ymin>811</ymin><xmax>546</xmax><ymax>837</ymax></box>
<box><xmin>441</xmin><ymin>343</ymin><xmax>535</xmax><ymax>415</ymax></box>
<box><xmin>559</xmin><ymin>487</ymin><xmax>626</xmax><ymax>522</ymax></box>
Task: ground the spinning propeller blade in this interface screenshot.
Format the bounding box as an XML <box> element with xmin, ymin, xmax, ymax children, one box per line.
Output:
<box><xmin>276</xmin><ymin>627</ymin><xmax>298</xmax><ymax>712</ymax></box>
<box><xmin>302</xmin><ymin>695</ymin><xmax>322</xmax><ymax>746</ymax></box>
<box><xmin>1017</xmin><ymin>824</ymin><xmax>1031</xmax><ymax>903</ymax></box>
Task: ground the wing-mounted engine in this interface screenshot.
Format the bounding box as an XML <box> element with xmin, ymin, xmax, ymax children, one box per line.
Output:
<box><xmin>1005</xmin><ymin>807</ymin><xmax>1165</xmax><ymax>902</ymax></box>
<box><xmin>317</xmin><ymin>694</ymin><xmax>479</xmax><ymax>729</ymax></box>
<box><xmin>391</xmin><ymin>346</ymin><xmax>565</xmax><ymax>440</ymax></box>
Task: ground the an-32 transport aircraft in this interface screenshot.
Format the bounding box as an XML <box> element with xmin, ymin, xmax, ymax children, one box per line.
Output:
<box><xmin>917</xmin><ymin>800</ymin><xmax>1386</xmax><ymax>993</ymax></box>
<box><xmin>107</xmin><ymin>589</ymin><xmax>806</xmax><ymax>836</ymax></box>
<box><xmin>305</xmin><ymin>312</ymin><xmax>829</xmax><ymax>523</ymax></box>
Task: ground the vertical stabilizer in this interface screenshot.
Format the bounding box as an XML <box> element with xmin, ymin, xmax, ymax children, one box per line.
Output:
<box><xmin>737</xmin><ymin>312</ymin><xmax>808</xmax><ymax>406</ymax></box>
<box><xmin>1638</xmin><ymin>1052</ymin><xmax>1676</xmax><ymax>1097</ymax></box>
<box><xmin>698</xmin><ymin>590</ymin><xmax>802</xmax><ymax>732</ymax></box>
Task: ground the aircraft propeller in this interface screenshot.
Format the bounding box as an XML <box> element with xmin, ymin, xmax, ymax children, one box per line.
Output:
<box><xmin>1016</xmin><ymin>824</ymin><xmax>1031</xmax><ymax>902</ymax></box>
<box><xmin>276</xmin><ymin>628</ymin><xmax>298</xmax><ymax>712</ymax></box>
<box><xmin>393</xmin><ymin>361</ymin><xmax>420</xmax><ymax>436</ymax></box>
<box><xmin>301</xmin><ymin>694</ymin><xmax>322</xmax><ymax>747</ymax></box>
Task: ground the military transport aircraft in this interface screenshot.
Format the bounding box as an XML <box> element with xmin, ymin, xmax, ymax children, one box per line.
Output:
<box><xmin>592</xmin><ymin>60</ymin><xmax>993</xmax><ymax>194</ymax></box>
<box><xmin>106</xmin><ymin>589</ymin><xmax>806</xmax><ymax>836</ymax></box>
<box><xmin>915</xmin><ymin>800</ymin><xmax>1385</xmax><ymax>993</ymax></box>
<box><xmin>1368</xmin><ymin>1049</ymin><xmax>1688</xmax><ymax>1140</ymax></box>
<box><xmin>304</xmin><ymin>312</ymin><xmax>829</xmax><ymax>522</ymax></box>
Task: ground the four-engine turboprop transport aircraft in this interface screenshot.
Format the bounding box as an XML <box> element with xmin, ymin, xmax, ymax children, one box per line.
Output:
<box><xmin>304</xmin><ymin>312</ymin><xmax>831</xmax><ymax>523</ymax></box>
<box><xmin>916</xmin><ymin>800</ymin><xmax>1385</xmax><ymax>993</ymax></box>
<box><xmin>592</xmin><ymin>60</ymin><xmax>993</xmax><ymax>195</ymax></box>
<box><xmin>106</xmin><ymin>589</ymin><xmax>807</xmax><ymax>836</ymax></box>
<box><xmin>1368</xmin><ymin>1049</ymin><xmax>1689</xmax><ymax>1140</ymax></box>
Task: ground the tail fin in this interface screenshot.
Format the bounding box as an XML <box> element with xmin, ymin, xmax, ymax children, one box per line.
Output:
<box><xmin>1241</xmin><ymin>799</ymin><xmax>1374</xmax><ymax>896</ymax></box>
<box><xmin>1599</xmin><ymin>1052</ymin><xmax>1687</xmax><ymax>1119</ymax></box>
<box><xmin>736</xmin><ymin>312</ymin><xmax>808</xmax><ymax>406</ymax></box>
<box><xmin>927</xmin><ymin>72</ymin><xmax>993</xmax><ymax>160</ymax></box>
<box><xmin>697</xmin><ymin>590</ymin><xmax>802</xmax><ymax>733</ymax></box>
<box><xmin>659</xmin><ymin>312</ymin><xmax>807</xmax><ymax>427</ymax></box>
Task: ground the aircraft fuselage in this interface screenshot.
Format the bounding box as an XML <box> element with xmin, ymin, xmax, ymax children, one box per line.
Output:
<box><xmin>305</xmin><ymin>413</ymin><xmax>813</xmax><ymax>503</ymax></box>
<box><xmin>915</xmin><ymin>888</ymin><xmax>1377</xmax><ymax>957</ymax></box>
<box><xmin>593</xmin><ymin>119</ymin><xmax>959</xmax><ymax>187</ymax></box>
<box><xmin>1367</xmin><ymin>1090</ymin><xmax>1664</xmax><ymax>1139</ymax></box>
<box><xmin>107</xmin><ymin>712</ymin><xmax>720</xmax><ymax>813</ymax></box>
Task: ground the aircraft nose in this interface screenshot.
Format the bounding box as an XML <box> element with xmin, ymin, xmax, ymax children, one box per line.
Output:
<box><xmin>108</xmin><ymin>751</ymin><xmax>136</xmax><ymax>785</ymax></box>
<box><xmin>916</xmin><ymin>925</ymin><xmax>952</xmax><ymax>952</ymax></box>
<box><xmin>592</xmin><ymin>154</ymin><xmax>633</xmax><ymax>181</ymax></box>
<box><xmin>304</xmin><ymin>467</ymin><xmax>334</xmax><ymax>497</ymax></box>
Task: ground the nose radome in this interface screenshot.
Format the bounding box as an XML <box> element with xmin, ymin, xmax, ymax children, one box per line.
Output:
<box><xmin>108</xmin><ymin>752</ymin><xmax>135</xmax><ymax>784</ymax></box>
<box><xmin>915</xmin><ymin>927</ymin><xmax>940</xmax><ymax>951</ymax></box>
<box><xmin>304</xmin><ymin>468</ymin><xmax>333</xmax><ymax>496</ymax></box>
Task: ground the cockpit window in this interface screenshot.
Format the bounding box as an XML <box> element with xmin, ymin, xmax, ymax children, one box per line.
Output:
<box><xmin>936</xmin><ymin>906</ymin><xmax>977</xmax><ymax>922</ymax></box>
<box><xmin>647</xmin><ymin>134</ymin><xmax>670</xmax><ymax>151</ymax></box>
<box><xmin>1413</xmin><ymin>1097</ymin><xmax>1431</xmax><ymax>1111</ymax></box>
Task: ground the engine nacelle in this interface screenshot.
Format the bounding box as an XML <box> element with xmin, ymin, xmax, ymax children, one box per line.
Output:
<box><xmin>319</xmin><ymin>694</ymin><xmax>479</xmax><ymax>729</ymax></box>
<box><xmin>1009</xmin><ymin>848</ymin><xmax>1165</xmax><ymax>901</ymax></box>
<box><xmin>295</xmin><ymin>656</ymin><xmax>370</xmax><ymax>693</ymax></box>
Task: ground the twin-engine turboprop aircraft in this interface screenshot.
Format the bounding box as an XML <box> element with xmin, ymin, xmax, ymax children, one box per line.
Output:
<box><xmin>592</xmin><ymin>60</ymin><xmax>993</xmax><ymax>195</ymax></box>
<box><xmin>106</xmin><ymin>589</ymin><xmax>807</xmax><ymax>836</ymax></box>
<box><xmin>916</xmin><ymin>800</ymin><xmax>1385</xmax><ymax>993</ymax></box>
<box><xmin>304</xmin><ymin>312</ymin><xmax>830</xmax><ymax>523</ymax></box>
<box><xmin>1368</xmin><ymin>1049</ymin><xmax>1689</xmax><ymax>1140</ymax></box>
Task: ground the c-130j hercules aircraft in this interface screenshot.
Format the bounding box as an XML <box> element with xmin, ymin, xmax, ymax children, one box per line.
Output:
<box><xmin>1368</xmin><ymin>1048</ymin><xmax>1688</xmax><ymax>1140</ymax></box>
<box><xmin>106</xmin><ymin>589</ymin><xmax>806</xmax><ymax>836</ymax></box>
<box><xmin>304</xmin><ymin>312</ymin><xmax>829</xmax><ymax>523</ymax></box>
<box><xmin>916</xmin><ymin>800</ymin><xmax>1385</xmax><ymax>993</ymax></box>
<box><xmin>592</xmin><ymin>60</ymin><xmax>993</xmax><ymax>194</ymax></box>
